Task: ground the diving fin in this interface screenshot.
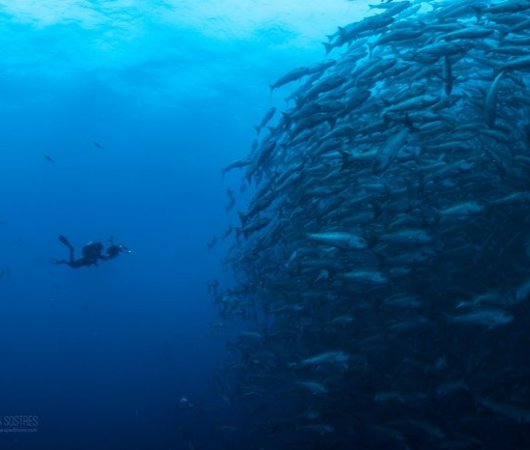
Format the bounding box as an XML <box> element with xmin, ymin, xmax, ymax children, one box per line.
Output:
<box><xmin>58</xmin><ymin>235</ymin><xmax>74</xmax><ymax>252</ymax></box>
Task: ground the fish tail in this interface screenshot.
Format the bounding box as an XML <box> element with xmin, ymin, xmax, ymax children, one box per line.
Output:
<box><xmin>368</xmin><ymin>42</ymin><xmax>376</xmax><ymax>58</ymax></box>
<box><xmin>238</xmin><ymin>211</ymin><xmax>247</xmax><ymax>225</ymax></box>
<box><xmin>326</xmin><ymin>117</ymin><xmax>337</xmax><ymax>130</ymax></box>
<box><xmin>404</xmin><ymin>113</ymin><xmax>417</xmax><ymax>132</ymax></box>
<box><xmin>339</xmin><ymin>150</ymin><xmax>351</xmax><ymax>171</ymax></box>
<box><xmin>470</xmin><ymin>5</ymin><xmax>483</xmax><ymax>22</ymax></box>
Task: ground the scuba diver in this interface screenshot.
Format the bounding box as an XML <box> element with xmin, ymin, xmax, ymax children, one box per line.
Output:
<box><xmin>51</xmin><ymin>235</ymin><xmax>130</xmax><ymax>268</ymax></box>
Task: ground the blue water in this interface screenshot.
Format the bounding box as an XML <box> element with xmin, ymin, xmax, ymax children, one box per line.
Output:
<box><xmin>0</xmin><ymin>1</ymin><xmax>366</xmax><ymax>449</ymax></box>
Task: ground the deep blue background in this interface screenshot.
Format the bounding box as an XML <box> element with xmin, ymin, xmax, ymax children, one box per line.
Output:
<box><xmin>0</xmin><ymin>3</ymin><xmax>366</xmax><ymax>448</ymax></box>
<box><xmin>0</xmin><ymin>79</ymin><xmax>233</xmax><ymax>448</ymax></box>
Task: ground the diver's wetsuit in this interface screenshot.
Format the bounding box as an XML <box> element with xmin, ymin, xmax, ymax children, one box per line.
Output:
<box><xmin>52</xmin><ymin>235</ymin><xmax>126</xmax><ymax>269</ymax></box>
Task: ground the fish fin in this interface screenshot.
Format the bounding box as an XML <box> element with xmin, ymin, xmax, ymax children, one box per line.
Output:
<box><xmin>238</xmin><ymin>211</ymin><xmax>248</xmax><ymax>226</ymax></box>
<box><xmin>327</xmin><ymin>117</ymin><xmax>337</xmax><ymax>130</ymax></box>
<box><xmin>368</xmin><ymin>42</ymin><xmax>375</xmax><ymax>58</ymax></box>
<box><xmin>339</xmin><ymin>150</ymin><xmax>352</xmax><ymax>171</ymax></box>
<box><xmin>280</xmin><ymin>111</ymin><xmax>291</xmax><ymax>127</ymax></box>
<box><xmin>322</xmin><ymin>42</ymin><xmax>333</xmax><ymax>55</ymax></box>
<box><xmin>470</xmin><ymin>5</ymin><xmax>484</xmax><ymax>21</ymax></box>
<box><xmin>404</xmin><ymin>114</ymin><xmax>417</xmax><ymax>132</ymax></box>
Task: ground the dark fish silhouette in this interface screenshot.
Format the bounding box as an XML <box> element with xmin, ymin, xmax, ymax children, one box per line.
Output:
<box><xmin>93</xmin><ymin>142</ymin><xmax>104</xmax><ymax>149</ymax></box>
<box><xmin>44</xmin><ymin>154</ymin><xmax>54</xmax><ymax>163</ymax></box>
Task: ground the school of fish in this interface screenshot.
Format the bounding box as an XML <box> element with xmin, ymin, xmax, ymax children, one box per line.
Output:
<box><xmin>212</xmin><ymin>0</ymin><xmax>530</xmax><ymax>448</ymax></box>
